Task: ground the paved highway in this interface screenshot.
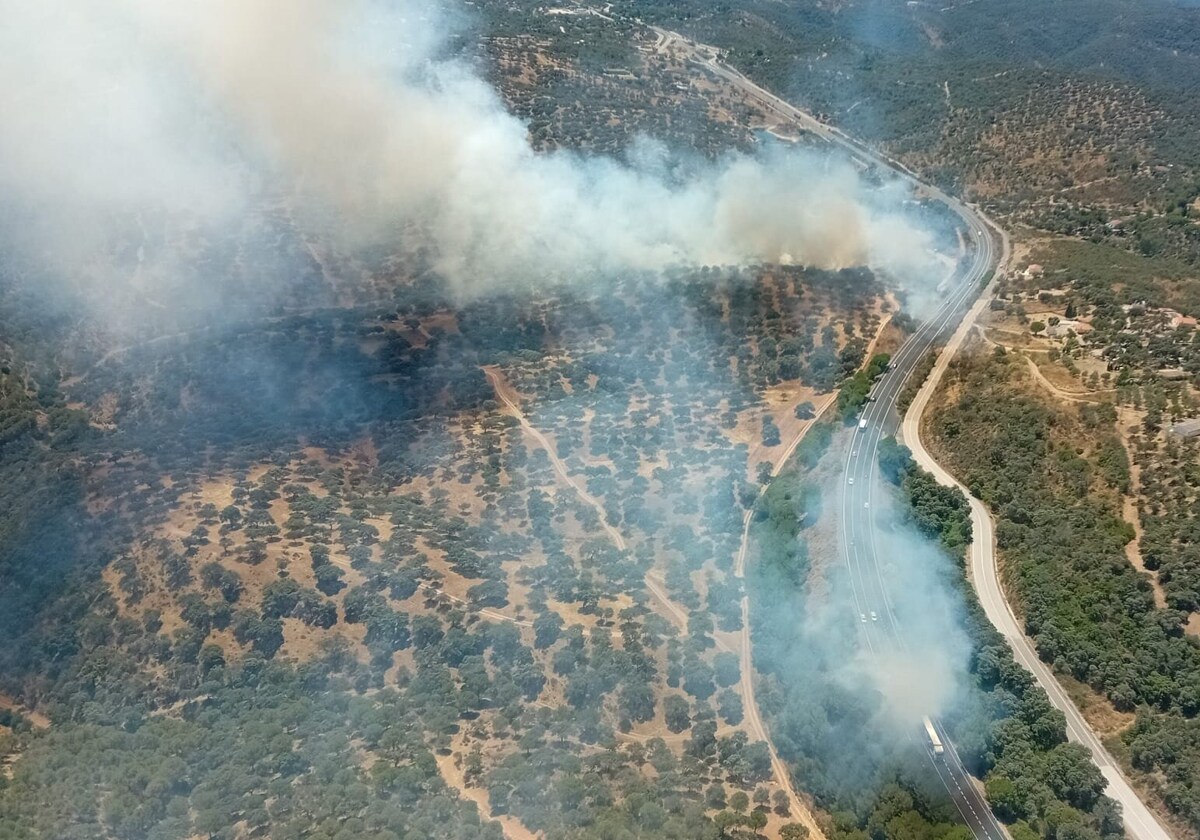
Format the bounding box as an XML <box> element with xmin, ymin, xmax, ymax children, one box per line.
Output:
<box><xmin>837</xmin><ymin>126</ymin><xmax>1175</xmax><ymax>840</ymax></box>
<box><xmin>652</xmin><ymin>25</ymin><xmax>1015</xmax><ymax>837</ymax></box>
<box><xmin>651</xmin><ymin>25</ymin><xmax>1174</xmax><ymax>840</ymax></box>
<box><xmin>651</xmin><ymin>27</ymin><xmax>969</xmax><ymax>208</ymax></box>
<box><xmin>842</xmin><ymin>216</ymin><xmax>1005</xmax><ymax>840</ymax></box>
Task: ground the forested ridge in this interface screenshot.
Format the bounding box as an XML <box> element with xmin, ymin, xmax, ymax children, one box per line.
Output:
<box><xmin>928</xmin><ymin>348</ymin><xmax>1200</xmax><ymax>834</ymax></box>
<box><xmin>0</xmin><ymin>261</ymin><xmax>896</xmax><ymax>839</ymax></box>
<box><xmin>608</xmin><ymin>0</ymin><xmax>1200</xmax><ymax>265</ymax></box>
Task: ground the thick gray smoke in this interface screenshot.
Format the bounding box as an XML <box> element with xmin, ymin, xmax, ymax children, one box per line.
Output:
<box><xmin>0</xmin><ymin>0</ymin><xmax>934</xmax><ymax>300</ymax></box>
<box><xmin>843</xmin><ymin>495</ymin><xmax>973</xmax><ymax>730</ymax></box>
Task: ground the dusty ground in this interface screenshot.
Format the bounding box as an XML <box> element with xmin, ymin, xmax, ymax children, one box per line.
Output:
<box><xmin>978</xmin><ymin>297</ymin><xmax>1177</xmax><ymax>617</ymax></box>
<box><xmin>487</xmin><ymin>364</ymin><xmax>828</xmax><ymax>840</ymax></box>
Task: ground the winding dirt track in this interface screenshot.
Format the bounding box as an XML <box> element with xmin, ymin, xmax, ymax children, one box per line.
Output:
<box><xmin>435</xmin><ymin>747</ymin><xmax>540</xmax><ymax>840</ymax></box>
<box><xmin>483</xmin><ymin>365</ymin><xmax>827</xmax><ymax>839</ymax></box>
<box><xmin>484</xmin><ymin>367</ymin><xmax>692</xmax><ymax>629</ymax></box>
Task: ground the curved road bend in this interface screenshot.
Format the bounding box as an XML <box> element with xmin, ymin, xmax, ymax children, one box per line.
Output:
<box><xmin>653</xmin><ymin>24</ymin><xmax>1172</xmax><ymax>840</ymax></box>
<box><xmin>899</xmin><ymin>269</ymin><xmax>1175</xmax><ymax>840</ymax></box>
<box><xmin>842</xmin><ymin>218</ymin><xmax>1005</xmax><ymax>840</ymax></box>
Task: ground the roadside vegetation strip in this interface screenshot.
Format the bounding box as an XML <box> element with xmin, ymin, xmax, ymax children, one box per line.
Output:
<box><xmin>735</xmin><ymin>396</ymin><xmax>838</xmax><ymax>840</ymax></box>
<box><xmin>728</xmin><ymin>313</ymin><xmax>901</xmax><ymax>840</ymax></box>
<box><xmin>835</xmin><ymin>352</ymin><xmax>891</xmax><ymax>421</ymax></box>
<box><xmin>879</xmin><ymin>440</ymin><xmax>1128</xmax><ymax>840</ymax></box>
<box><xmin>901</xmin><ymin>286</ymin><xmax>1179</xmax><ymax>840</ymax></box>
<box><xmin>743</xmin><ymin>422</ymin><xmax>1005</xmax><ymax>840</ymax></box>
<box><xmin>897</xmin><ymin>349</ymin><xmax>939</xmax><ymax>414</ymax></box>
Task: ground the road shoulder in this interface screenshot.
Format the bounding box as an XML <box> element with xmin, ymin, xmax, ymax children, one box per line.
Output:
<box><xmin>898</xmin><ymin>237</ymin><xmax>1175</xmax><ymax>840</ymax></box>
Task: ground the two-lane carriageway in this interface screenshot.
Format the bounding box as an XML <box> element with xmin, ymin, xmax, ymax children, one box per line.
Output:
<box><xmin>840</xmin><ymin>219</ymin><xmax>1005</xmax><ymax>840</ymax></box>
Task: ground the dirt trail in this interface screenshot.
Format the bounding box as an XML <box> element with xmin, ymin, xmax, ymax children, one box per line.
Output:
<box><xmin>74</xmin><ymin>307</ymin><xmax>325</xmax><ymax>386</ymax></box>
<box><xmin>978</xmin><ymin>330</ymin><xmax>1106</xmax><ymax>403</ymax></box>
<box><xmin>485</xmin><ymin>368</ymin><xmax>625</xmax><ymax>551</ymax></box>
<box><xmin>487</xmin><ymin>364</ymin><xmax>715</xmax><ymax>637</ymax></box>
<box><xmin>728</xmin><ymin>393</ymin><xmax>836</xmax><ymax>840</ymax></box>
<box><xmin>1121</xmin><ymin>492</ymin><xmax>1167</xmax><ymax>609</ymax></box>
<box><xmin>484</xmin><ymin>365</ymin><xmax>826</xmax><ymax>839</ymax></box>
<box><xmin>977</xmin><ymin>337</ymin><xmax>1168</xmax><ymax>608</ymax></box>
<box><xmin>484</xmin><ymin>367</ymin><xmax>691</xmax><ymax>630</ymax></box>
<box><xmin>1018</xmin><ymin>353</ymin><xmax>1108</xmax><ymax>403</ymax></box>
<box><xmin>1112</xmin><ymin>404</ymin><xmax>1170</xmax><ymax>611</ymax></box>
<box><xmin>435</xmin><ymin>744</ymin><xmax>541</xmax><ymax>840</ymax></box>
<box><xmin>728</xmin><ymin>316</ymin><xmax>892</xmax><ymax>840</ymax></box>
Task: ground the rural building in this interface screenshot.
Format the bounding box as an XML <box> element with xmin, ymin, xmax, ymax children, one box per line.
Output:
<box><xmin>1169</xmin><ymin>418</ymin><xmax>1200</xmax><ymax>439</ymax></box>
<box><xmin>1046</xmin><ymin>320</ymin><xmax>1091</xmax><ymax>338</ymax></box>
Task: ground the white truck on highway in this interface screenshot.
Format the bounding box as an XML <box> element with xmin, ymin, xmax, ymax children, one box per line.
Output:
<box><xmin>923</xmin><ymin>716</ymin><xmax>944</xmax><ymax>757</ymax></box>
<box><xmin>858</xmin><ymin>418</ymin><xmax>867</xmax><ymax>430</ymax></box>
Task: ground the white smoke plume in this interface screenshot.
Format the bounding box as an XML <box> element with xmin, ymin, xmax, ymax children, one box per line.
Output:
<box><xmin>0</xmin><ymin>0</ymin><xmax>934</xmax><ymax>298</ymax></box>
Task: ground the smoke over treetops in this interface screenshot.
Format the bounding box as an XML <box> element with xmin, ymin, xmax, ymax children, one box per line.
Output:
<box><xmin>0</xmin><ymin>0</ymin><xmax>934</xmax><ymax>300</ymax></box>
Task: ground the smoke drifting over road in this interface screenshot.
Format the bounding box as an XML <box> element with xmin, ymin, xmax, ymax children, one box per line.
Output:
<box><xmin>0</xmin><ymin>0</ymin><xmax>933</xmax><ymax>298</ymax></box>
<box><xmin>850</xmin><ymin>513</ymin><xmax>973</xmax><ymax>729</ymax></box>
<box><xmin>0</xmin><ymin>0</ymin><xmax>991</xmax><ymax>824</ymax></box>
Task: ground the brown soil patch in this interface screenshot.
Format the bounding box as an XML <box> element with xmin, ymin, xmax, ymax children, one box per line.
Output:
<box><xmin>1058</xmin><ymin>674</ymin><xmax>1136</xmax><ymax>738</ymax></box>
<box><xmin>435</xmin><ymin>727</ymin><xmax>541</xmax><ymax>840</ymax></box>
<box><xmin>872</xmin><ymin>313</ymin><xmax>909</xmax><ymax>357</ymax></box>
<box><xmin>0</xmin><ymin>695</ymin><xmax>49</xmax><ymax>730</ymax></box>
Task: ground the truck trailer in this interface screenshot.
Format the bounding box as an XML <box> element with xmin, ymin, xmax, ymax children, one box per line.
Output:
<box><xmin>923</xmin><ymin>716</ymin><xmax>944</xmax><ymax>757</ymax></box>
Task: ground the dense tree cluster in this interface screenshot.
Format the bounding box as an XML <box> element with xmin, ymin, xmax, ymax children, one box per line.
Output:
<box><xmin>929</xmin><ymin>349</ymin><xmax>1200</xmax><ymax>832</ymax></box>
<box><xmin>999</xmin><ymin>238</ymin><xmax>1200</xmax><ymax>620</ymax></box>
<box><xmin>0</xmin><ymin>656</ymin><xmax>507</xmax><ymax>840</ymax></box>
<box><xmin>836</xmin><ymin>352</ymin><xmax>889</xmax><ymax>422</ymax></box>
<box><xmin>744</xmin><ymin>428</ymin><xmax>1121</xmax><ymax>840</ymax></box>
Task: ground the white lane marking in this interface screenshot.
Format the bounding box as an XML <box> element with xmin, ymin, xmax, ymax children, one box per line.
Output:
<box><xmin>839</xmin><ymin>228</ymin><xmax>1005</xmax><ymax>840</ymax></box>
